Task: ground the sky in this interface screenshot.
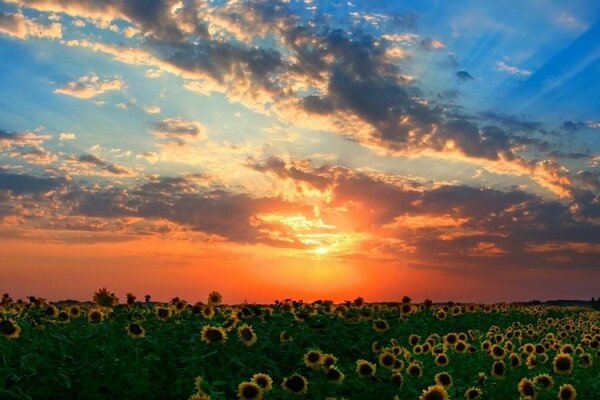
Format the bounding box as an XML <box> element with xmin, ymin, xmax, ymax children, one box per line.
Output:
<box><xmin>1</xmin><ymin>0</ymin><xmax>599</xmax><ymax>304</ymax></box>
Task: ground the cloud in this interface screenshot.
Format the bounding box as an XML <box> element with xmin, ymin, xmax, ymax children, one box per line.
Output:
<box><xmin>0</xmin><ymin>130</ymin><xmax>51</xmax><ymax>148</ymax></box>
<box><xmin>143</xmin><ymin>105</ymin><xmax>161</xmax><ymax>114</ymax></box>
<box><xmin>59</xmin><ymin>132</ymin><xmax>77</xmax><ymax>141</ymax></box>
<box><xmin>497</xmin><ymin>61</ymin><xmax>532</xmax><ymax>76</ymax></box>
<box><xmin>65</xmin><ymin>153</ymin><xmax>136</xmax><ymax>176</ymax></box>
<box><xmin>0</xmin><ymin>171</ymin><xmax>65</xmax><ymax>195</ymax></box>
<box><xmin>0</xmin><ymin>11</ymin><xmax>62</xmax><ymax>39</ymax></box>
<box><xmin>54</xmin><ymin>73</ymin><xmax>124</xmax><ymax>99</ymax></box>
<box><xmin>8</xmin><ymin>145</ymin><xmax>57</xmax><ymax>164</ymax></box>
<box><xmin>151</xmin><ymin>117</ymin><xmax>205</xmax><ymax>145</ymax></box>
<box><xmin>456</xmin><ymin>70</ymin><xmax>474</xmax><ymax>80</ymax></box>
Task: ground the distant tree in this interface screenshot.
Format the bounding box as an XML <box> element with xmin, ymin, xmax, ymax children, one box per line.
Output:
<box><xmin>144</xmin><ymin>294</ymin><xmax>151</xmax><ymax>303</ymax></box>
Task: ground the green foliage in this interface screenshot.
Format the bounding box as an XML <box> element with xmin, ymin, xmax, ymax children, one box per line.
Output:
<box><xmin>0</xmin><ymin>299</ymin><xmax>599</xmax><ymax>399</ymax></box>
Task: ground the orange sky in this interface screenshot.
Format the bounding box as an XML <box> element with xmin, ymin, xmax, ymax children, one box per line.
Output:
<box><xmin>2</xmin><ymin>236</ymin><xmax>598</xmax><ymax>304</ymax></box>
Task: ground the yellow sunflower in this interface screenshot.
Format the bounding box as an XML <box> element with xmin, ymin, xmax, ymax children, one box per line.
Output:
<box><xmin>201</xmin><ymin>325</ymin><xmax>227</xmax><ymax>344</ymax></box>
<box><xmin>251</xmin><ymin>373</ymin><xmax>273</xmax><ymax>391</ymax></box>
<box><xmin>238</xmin><ymin>382</ymin><xmax>262</xmax><ymax>400</ymax></box>
<box><xmin>553</xmin><ymin>353</ymin><xmax>573</xmax><ymax>375</ymax></box>
<box><xmin>355</xmin><ymin>359</ymin><xmax>376</xmax><ymax>377</ymax></box>
<box><xmin>0</xmin><ymin>319</ymin><xmax>21</xmax><ymax>339</ymax></box>
<box><xmin>281</xmin><ymin>374</ymin><xmax>308</xmax><ymax>395</ymax></box>
<box><xmin>237</xmin><ymin>324</ymin><xmax>257</xmax><ymax>347</ymax></box>
<box><xmin>418</xmin><ymin>385</ymin><xmax>449</xmax><ymax>400</ymax></box>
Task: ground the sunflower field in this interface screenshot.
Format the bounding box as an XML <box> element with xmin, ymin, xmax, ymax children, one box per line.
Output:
<box><xmin>0</xmin><ymin>290</ymin><xmax>599</xmax><ymax>399</ymax></box>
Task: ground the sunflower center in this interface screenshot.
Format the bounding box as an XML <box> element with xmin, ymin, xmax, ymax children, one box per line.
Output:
<box><xmin>241</xmin><ymin>385</ymin><xmax>259</xmax><ymax>398</ymax></box>
<box><xmin>241</xmin><ymin>329</ymin><xmax>253</xmax><ymax>341</ymax></box>
<box><xmin>285</xmin><ymin>375</ymin><xmax>305</xmax><ymax>392</ymax></box>
<box><xmin>0</xmin><ymin>321</ymin><xmax>16</xmax><ymax>335</ymax></box>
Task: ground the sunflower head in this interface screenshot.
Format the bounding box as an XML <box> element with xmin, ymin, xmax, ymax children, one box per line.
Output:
<box><xmin>127</xmin><ymin>322</ymin><xmax>145</xmax><ymax>339</ymax></box>
<box><xmin>517</xmin><ymin>378</ymin><xmax>536</xmax><ymax>398</ymax></box>
<box><xmin>238</xmin><ymin>382</ymin><xmax>262</xmax><ymax>400</ymax></box>
<box><xmin>533</xmin><ymin>373</ymin><xmax>553</xmax><ymax>389</ymax></box>
<box><xmin>391</xmin><ymin>372</ymin><xmax>403</xmax><ymax>387</ymax></box>
<box><xmin>378</xmin><ymin>351</ymin><xmax>396</xmax><ymax>369</ymax></box>
<box><xmin>407</xmin><ymin>361</ymin><xmax>423</xmax><ymax>378</ymax></box>
<box><xmin>435</xmin><ymin>372</ymin><xmax>452</xmax><ymax>388</ymax></box>
<box><xmin>557</xmin><ymin>384</ymin><xmax>577</xmax><ymax>400</ymax></box>
<box><xmin>201</xmin><ymin>325</ymin><xmax>227</xmax><ymax>344</ymax></box>
<box><xmin>279</xmin><ymin>331</ymin><xmax>292</xmax><ymax>343</ymax></box>
<box><xmin>87</xmin><ymin>308</ymin><xmax>104</xmax><ymax>323</ymax></box>
<box><xmin>464</xmin><ymin>387</ymin><xmax>483</xmax><ymax>400</ymax></box>
<box><xmin>155</xmin><ymin>306</ymin><xmax>171</xmax><ymax>321</ymax></box>
<box><xmin>356</xmin><ymin>359</ymin><xmax>376</xmax><ymax>377</ymax></box>
<box><xmin>237</xmin><ymin>323</ymin><xmax>257</xmax><ymax>347</ymax></box>
<box><xmin>435</xmin><ymin>353</ymin><xmax>449</xmax><ymax>367</ymax></box>
<box><xmin>0</xmin><ymin>319</ymin><xmax>21</xmax><ymax>339</ymax></box>
<box><xmin>321</xmin><ymin>353</ymin><xmax>337</xmax><ymax>368</ymax></box>
<box><xmin>281</xmin><ymin>374</ymin><xmax>308</xmax><ymax>395</ymax></box>
<box><xmin>304</xmin><ymin>350</ymin><xmax>323</xmax><ymax>369</ymax></box>
<box><xmin>553</xmin><ymin>353</ymin><xmax>573</xmax><ymax>375</ymax></box>
<box><xmin>251</xmin><ymin>373</ymin><xmax>273</xmax><ymax>391</ymax></box>
<box><xmin>208</xmin><ymin>291</ymin><xmax>222</xmax><ymax>306</ymax></box>
<box><xmin>325</xmin><ymin>366</ymin><xmax>345</xmax><ymax>384</ymax></box>
<box><xmin>491</xmin><ymin>360</ymin><xmax>505</xmax><ymax>378</ymax></box>
<box><xmin>93</xmin><ymin>287</ymin><xmax>119</xmax><ymax>308</ymax></box>
<box><xmin>418</xmin><ymin>384</ymin><xmax>449</xmax><ymax>400</ymax></box>
<box><xmin>372</xmin><ymin>319</ymin><xmax>389</xmax><ymax>333</ymax></box>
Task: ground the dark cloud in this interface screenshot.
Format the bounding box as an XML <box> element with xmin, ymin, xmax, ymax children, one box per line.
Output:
<box><xmin>455</xmin><ymin>70</ymin><xmax>474</xmax><ymax>80</ymax></box>
<box><xmin>68</xmin><ymin>154</ymin><xmax>133</xmax><ymax>175</ymax></box>
<box><xmin>0</xmin><ymin>172</ymin><xmax>65</xmax><ymax>195</ymax></box>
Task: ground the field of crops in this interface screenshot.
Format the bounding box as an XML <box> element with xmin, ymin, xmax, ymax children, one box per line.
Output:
<box><xmin>0</xmin><ymin>289</ymin><xmax>598</xmax><ymax>399</ymax></box>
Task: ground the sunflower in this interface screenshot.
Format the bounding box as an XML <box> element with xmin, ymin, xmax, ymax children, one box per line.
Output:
<box><xmin>304</xmin><ymin>350</ymin><xmax>323</xmax><ymax>369</ymax></box>
<box><xmin>87</xmin><ymin>308</ymin><xmax>104</xmax><ymax>323</ymax></box>
<box><xmin>325</xmin><ymin>366</ymin><xmax>345</xmax><ymax>384</ymax></box>
<box><xmin>189</xmin><ymin>393</ymin><xmax>211</xmax><ymax>400</ymax></box>
<box><xmin>409</xmin><ymin>334</ymin><xmax>421</xmax><ymax>346</ymax></box>
<box><xmin>251</xmin><ymin>374</ymin><xmax>272</xmax><ymax>391</ymax></box>
<box><xmin>435</xmin><ymin>372</ymin><xmax>453</xmax><ymax>388</ymax></box>
<box><xmin>517</xmin><ymin>378</ymin><xmax>536</xmax><ymax>398</ymax></box>
<box><xmin>490</xmin><ymin>345</ymin><xmax>505</xmax><ymax>360</ymax></box>
<box><xmin>533</xmin><ymin>373</ymin><xmax>554</xmax><ymax>389</ymax></box>
<box><xmin>127</xmin><ymin>322</ymin><xmax>145</xmax><ymax>339</ymax></box>
<box><xmin>372</xmin><ymin>319</ymin><xmax>389</xmax><ymax>333</ymax></box>
<box><xmin>379</xmin><ymin>351</ymin><xmax>396</xmax><ymax>369</ymax></box>
<box><xmin>553</xmin><ymin>353</ymin><xmax>573</xmax><ymax>375</ymax></box>
<box><xmin>509</xmin><ymin>353</ymin><xmax>521</xmax><ymax>367</ymax></box>
<box><xmin>435</xmin><ymin>353</ymin><xmax>450</xmax><ymax>367</ymax></box>
<box><xmin>321</xmin><ymin>354</ymin><xmax>337</xmax><ymax>368</ymax></box>
<box><xmin>238</xmin><ymin>382</ymin><xmax>262</xmax><ymax>400</ymax></box>
<box><xmin>0</xmin><ymin>319</ymin><xmax>20</xmax><ymax>339</ymax></box>
<box><xmin>126</xmin><ymin>293</ymin><xmax>136</xmax><ymax>306</ymax></box>
<box><xmin>201</xmin><ymin>325</ymin><xmax>227</xmax><ymax>344</ymax></box>
<box><xmin>68</xmin><ymin>306</ymin><xmax>81</xmax><ymax>319</ymax></box>
<box><xmin>464</xmin><ymin>387</ymin><xmax>483</xmax><ymax>400</ymax></box>
<box><xmin>280</xmin><ymin>331</ymin><xmax>293</xmax><ymax>343</ymax></box>
<box><xmin>477</xmin><ymin>372</ymin><xmax>487</xmax><ymax>385</ymax></box>
<box><xmin>444</xmin><ymin>333</ymin><xmax>458</xmax><ymax>346</ymax></box>
<box><xmin>407</xmin><ymin>361</ymin><xmax>423</xmax><ymax>378</ymax></box>
<box><xmin>526</xmin><ymin>354</ymin><xmax>537</xmax><ymax>369</ymax></box>
<box><xmin>155</xmin><ymin>306</ymin><xmax>171</xmax><ymax>321</ymax></box>
<box><xmin>454</xmin><ymin>341</ymin><xmax>468</xmax><ymax>353</ymax></box>
<box><xmin>418</xmin><ymin>384</ymin><xmax>449</xmax><ymax>400</ymax></box>
<box><xmin>93</xmin><ymin>287</ymin><xmax>119</xmax><ymax>308</ymax></box>
<box><xmin>282</xmin><ymin>374</ymin><xmax>308</xmax><ymax>395</ymax></box>
<box><xmin>237</xmin><ymin>324</ymin><xmax>257</xmax><ymax>347</ymax></box>
<box><xmin>202</xmin><ymin>306</ymin><xmax>215</xmax><ymax>320</ymax></box>
<box><xmin>391</xmin><ymin>372</ymin><xmax>403</xmax><ymax>387</ymax></box>
<box><xmin>557</xmin><ymin>384</ymin><xmax>577</xmax><ymax>400</ymax></box>
<box><xmin>578</xmin><ymin>353</ymin><xmax>592</xmax><ymax>367</ymax></box>
<box><xmin>356</xmin><ymin>359</ymin><xmax>376</xmax><ymax>377</ymax></box>
<box><xmin>491</xmin><ymin>360</ymin><xmax>505</xmax><ymax>379</ymax></box>
<box><xmin>208</xmin><ymin>291</ymin><xmax>222</xmax><ymax>306</ymax></box>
